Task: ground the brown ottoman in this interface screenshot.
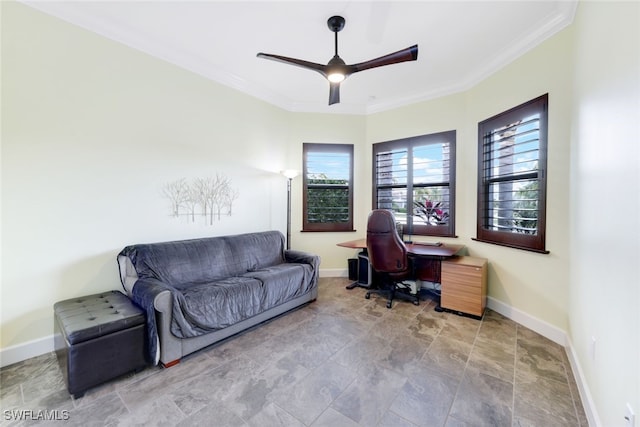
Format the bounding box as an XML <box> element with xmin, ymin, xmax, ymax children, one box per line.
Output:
<box><xmin>54</xmin><ymin>290</ymin><xmax>147</xmax><ymax>398</ymax></box>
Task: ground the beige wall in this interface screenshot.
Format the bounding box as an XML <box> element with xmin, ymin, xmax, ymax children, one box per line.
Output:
<box><xmin>569</xmin><ymin>2</ymin><xmax>640</xmax><ymax>425</ymax></box>
<box><xmin>2</xmin><ymin>2</ymin><xmax>639</xmax><ymax>425</ymax></box>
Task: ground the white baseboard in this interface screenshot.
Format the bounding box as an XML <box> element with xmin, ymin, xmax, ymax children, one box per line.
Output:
<box><xmin>564</xmin><ymin>337</ymin><xmax>601</xmax><ymax>427</ymax></box>
<box><xmin>486</xmin><ymin>296</ymin><xmax>567</xmax><ymax>346</ymax></box>
<box><xmin>319</xmin><ymin>268</ymin><xmax>348</xmax><ymax>278</ymax></box>
<box><xmin>0</xmin><ymin>334</ymin><xmax>56</xmax><ymax>368</ymax></box>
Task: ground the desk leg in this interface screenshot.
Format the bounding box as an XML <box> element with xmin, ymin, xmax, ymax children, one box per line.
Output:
<box><xmin>432</xmin><ymin>258</ymin><xmax>444</xmax><ymax>311</ymax></box>
<box><xmin>412</xmin><ymin>256</ymin><xmax>445</xmax><ymax>311</ymax></box>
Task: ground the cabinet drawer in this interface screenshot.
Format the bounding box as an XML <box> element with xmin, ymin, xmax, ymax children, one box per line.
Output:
<box><xmin>441</xmin><ymin>293</ymin><xmax>482</xmax><ymax>315</ymax></box>
<box><xmin>442</xmin><ymin>280</ymin><xmax>482</xmax><ymax>296</ymax></box>
<box><xmin>442</xmin><ymin>263</ymin><xmax>483</xmax><ymax>280</ymax></box>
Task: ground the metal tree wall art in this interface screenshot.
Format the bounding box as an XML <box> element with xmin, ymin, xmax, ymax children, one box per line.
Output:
<box><xmin>163</xmin><ymin>174</ymin><xmax>239</xmax><ymax>225</ymax></box>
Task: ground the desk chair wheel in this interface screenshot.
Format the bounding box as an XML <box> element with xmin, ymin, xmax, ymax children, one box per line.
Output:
<box><xmin>365</xmin><ymin>292</ymin><xmax>371</xmax><ymax>299</ymax></box>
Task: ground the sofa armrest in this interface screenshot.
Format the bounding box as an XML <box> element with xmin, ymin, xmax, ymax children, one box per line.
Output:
<box><xmin>131</xmin><ymin>279</ymin><xmax>173</xmax><ymax>309</ymax></box>
<box><xmin>285</xmin><ymin>249</ymin><xmax>320</xmax><ymax>288</ymax></box>
<box><xmin>153</xmin><ymin>288</ymin><xmax>172</xmax><ymax>312</ymax></box>
<box><xmin>130</xmin><ymin>278</ymin><xmax>175</xmax><ymax>365</ymax></box>
<box><xmin>285</xmin><ymin>249</ymin><xmax>320</xmax><ymax>269</ymax></box>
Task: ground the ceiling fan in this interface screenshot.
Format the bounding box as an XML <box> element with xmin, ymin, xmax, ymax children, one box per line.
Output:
<box><xmin>257</xmin><ymin>15</ymin><xmax>418</xmax><ymax>105</ymax></box>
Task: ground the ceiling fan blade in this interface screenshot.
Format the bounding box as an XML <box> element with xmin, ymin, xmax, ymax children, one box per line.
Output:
<box><xmin>350</xmin><ymin>44</ymin><xmax>418</xmax><ymax>73</ymax></box>
<box><xmin>258</xmin><ymin>16</ymin><xmax>418</xmax><ymax>106</ymax></box>
<box><xmin>328</xmin><ymin>82</ymin><xmax>340</xmax><ymax>105</ymax></box>
<box><xmin>257</xmin><ymin>53</ymin><xmax>326</xmax><ymax>74</ymax></box>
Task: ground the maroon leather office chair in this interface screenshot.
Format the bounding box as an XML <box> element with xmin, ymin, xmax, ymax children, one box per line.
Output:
<box><xmin>365</xmin><ymin>209</ymin><xmax>419</xmax><ymax>308</ymax></box>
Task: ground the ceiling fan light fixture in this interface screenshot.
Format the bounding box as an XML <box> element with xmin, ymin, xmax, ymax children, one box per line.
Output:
<box><xmin>327</xmin><ymin>72</ymin><xmax>346</xmax><ymax>83</ymax></box>
<box><xmin>326</xmin><ymin>55</ymin><xmax>348</xmax><ymax>83</ymax></box>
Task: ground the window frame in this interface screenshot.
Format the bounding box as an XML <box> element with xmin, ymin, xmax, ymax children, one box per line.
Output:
<box><xmin>475</xmin><ymin>94</ymin><xmax>549</xmax><ymax>253</ymax></box>
<box><xmin>302</xmin><ymin>143</ymin><xmax>354</xmax><ymax>232</ymax></box>
<box><xmin>372</xmin><ymin>130</ymin><xmax>457</xmax><ymax>238</ymax></box>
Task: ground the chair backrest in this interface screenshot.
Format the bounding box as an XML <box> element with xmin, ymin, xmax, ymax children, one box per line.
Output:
<box><xmin>366</xmin><ymin>209</ymin><xmax>408</xmax><ymax>273</ymax></box>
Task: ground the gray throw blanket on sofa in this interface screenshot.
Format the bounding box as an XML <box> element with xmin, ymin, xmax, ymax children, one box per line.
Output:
<box><xmin>119</xmin><ymin>231</ymin><xmax>318</xmax><ymax>364</ymax></box>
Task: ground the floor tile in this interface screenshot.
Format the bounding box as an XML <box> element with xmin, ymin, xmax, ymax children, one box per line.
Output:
<box><xmin>448</xmin><ymin>369</ymin><xmax>513</xmax><ymax>427</ymax></box>
<box><xmin>421</xmin><ymin>335</ymin><xmax>472</xmax><ymax>380</ymax></box>
<box><xmin>309</xmin><ymin>407</ymin><xmax>360</xmax><ymax>427</ymax></box>
<box><xmin>246</xmin><ymin>402</ymin><xmax>304</xmax><ymax>427</ymax></box>
<box><xmin>331</xmin><ymin>363</ymin><xmax>406</xmax><ymax>426</ymax></box>
<box><xmin>272</xmin><ymin>360</ymin><xmax>355</xmax><ymax>425</ymax></box>
<box><xmin>389</xmin><ymin>367</ymin><xmax>458</xmax><ymax>426</ymax></box>
<box><xmin>467</xmin><ymin>335</ymin><xmax>515</xmax><ymax>383</ymax></box>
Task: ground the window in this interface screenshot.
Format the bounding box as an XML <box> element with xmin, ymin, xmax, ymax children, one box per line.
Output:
<box><xmin>303</xmin><ymin>143</ymin><xmax>354</xmax><ymax>232</ymax></box>
<box><xmin>475</xmin><ymin>94</ymin><xmax>549</xmax><ymax>253</ymax></box>
<box><xmin>372</xmin><ymin>131</ymin><xmax>456</xmax><ymax>237</ymax></box>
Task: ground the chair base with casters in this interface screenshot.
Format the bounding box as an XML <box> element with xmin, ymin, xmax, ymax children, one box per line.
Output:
<box><xmin>365</xmin><ymin>272</ymin><xmax>420</xmax><ymax>309</ymax></box>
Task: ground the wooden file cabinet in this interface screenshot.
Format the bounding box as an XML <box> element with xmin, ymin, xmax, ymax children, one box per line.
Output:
<box><xmin>441</xmin><ymin>256</ymin><xmax>487</xmax><ymax>318</ymax></box>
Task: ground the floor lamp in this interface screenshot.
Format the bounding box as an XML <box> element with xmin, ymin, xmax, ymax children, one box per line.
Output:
<box><xmin>281</xmin><ymin>170</ymin><xmax>299</xmax><ymax>249</ymax></box>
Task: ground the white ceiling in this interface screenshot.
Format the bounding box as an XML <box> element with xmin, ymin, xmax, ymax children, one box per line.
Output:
<box><xmin>22</xmin><ymin>1</ymin><xmax>577</xmax><ymax>115</ymax></box>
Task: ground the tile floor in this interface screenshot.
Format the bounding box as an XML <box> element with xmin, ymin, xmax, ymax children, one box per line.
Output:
<box><xmin>0</xmin><ymin>277</ymin><xmax>588</xmax><ymax>426</ymax></box>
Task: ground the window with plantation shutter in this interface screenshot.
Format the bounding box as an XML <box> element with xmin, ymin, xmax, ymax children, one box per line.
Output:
<box><xmin>303</xmin><ymin>143</ymin><xmax>354</xmax><ymax>232</ymax></box>
<box><xmin>373</xmin><ymin>131</ymin><xmax>456</xmax><ymax>238</ymax></box>
<box><xmin>475</xmin><ymin>94</ymin><xmax>549</xmax><ymax>253</ymax></box>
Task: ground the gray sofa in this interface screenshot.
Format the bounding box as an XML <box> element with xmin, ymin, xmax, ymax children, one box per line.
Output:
<box><xmin>117</xmin><ymin>230</ymin><xmax>319</xmax><ymax>367</ymax></box>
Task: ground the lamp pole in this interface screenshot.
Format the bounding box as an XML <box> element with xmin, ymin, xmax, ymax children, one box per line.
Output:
<box><xmin>281</xmin><ymin>170</ymin><xmax>299</xmax><ymax>249</ymax></box>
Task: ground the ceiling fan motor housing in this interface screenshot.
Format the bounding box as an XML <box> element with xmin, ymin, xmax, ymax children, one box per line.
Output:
<box><xmin>327</xmin><ymin>16</ymin><xmax>345</xmax><ymax>33</ymax></box>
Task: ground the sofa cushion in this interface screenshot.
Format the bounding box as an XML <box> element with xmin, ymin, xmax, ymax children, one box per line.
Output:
<box><xmin>169</xmin><ymin>263</ymin><xmax>311</xmax><ymax>337</ymax></box>
<box><xmin>169</xmin><ymin>277</ymin><xmax>265</xmax><ymax>336</ymax></box>
<box><xmin>119</xmin><ymin>231</ymin><xmax>286</xmax><ymax>288</ymax></box>
<box><xmin>226</xmin><ymin>231</ymin><xmax>286</xmax><ymax>271</ymax></box>
<box><xmin>243</xmin><ymin>263</ymin><xmax>315</xmax><ymax>306</ymax></box>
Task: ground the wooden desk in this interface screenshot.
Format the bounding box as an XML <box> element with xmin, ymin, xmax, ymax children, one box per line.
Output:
<box><xmin>337</xmin><ymin>238</ymin><xmax>462</xmax><ymax>257</ymax></box>
<box><xmin>336</xmin><ymin>238</ymin><xmax>463</xmax><ymax>288</ymax></box>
